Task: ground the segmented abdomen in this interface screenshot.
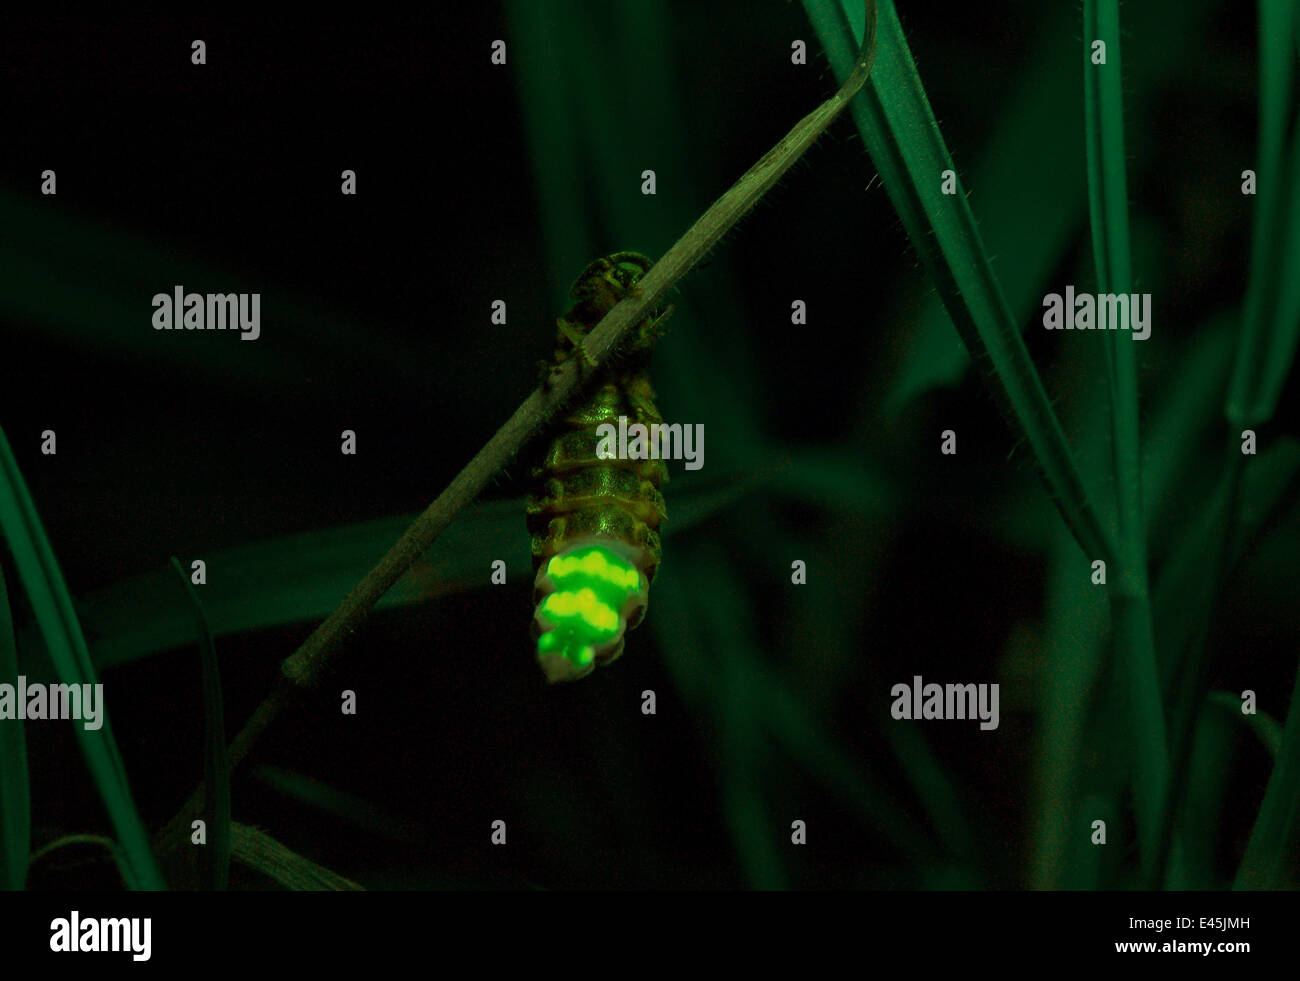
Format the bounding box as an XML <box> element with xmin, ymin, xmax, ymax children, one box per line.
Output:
<box><xmin>526</xmin><ymin>252</ymin><xmax>668</xmax><ymax>683</ymax></box>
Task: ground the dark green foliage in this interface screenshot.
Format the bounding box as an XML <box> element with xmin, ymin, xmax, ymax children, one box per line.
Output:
<box><xmin>0</xmin><ymin>3</ymin><xmax>1295</xmax><ymax>890</ymax></box>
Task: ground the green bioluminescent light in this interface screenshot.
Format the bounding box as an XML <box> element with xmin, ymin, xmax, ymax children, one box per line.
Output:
<box><xmin>533</xmin><ymin>543</ymin><xmax>646</xmax><ymax>683</ymax></box>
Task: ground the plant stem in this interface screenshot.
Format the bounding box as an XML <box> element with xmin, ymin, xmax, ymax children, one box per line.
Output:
<box><xmin>170</xmin><ymin>556</ymin><xmax>230</xmax><ymax>891</ymax></box>
<box><xmin>1082</xmin><ymin>0</ymin><xmax>1170</xmax><ymax>885</ymax></box>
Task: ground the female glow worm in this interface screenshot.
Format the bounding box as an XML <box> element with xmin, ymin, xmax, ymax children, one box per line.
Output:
<box><xmin>526</xmin><ymin>251</ymin><xmax>670</xmax><ymax>682</ymax></box>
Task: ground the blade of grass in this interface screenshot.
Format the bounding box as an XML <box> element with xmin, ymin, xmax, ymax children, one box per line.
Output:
<box><xmin>0</xmin><ymin>188</ymin><xmax>431</xmax><ymax>399</ymax></box>
<box><xmin>746</xmin><ymin>496</ymin><xmax>977</xmax><ymax>870</ymax></box>
<box><xmin>169</xmin><ymin>557</ymin><xmax>229</xmax><ymax>891</ymax></box>
<box><xmin>1166</xmin><ymin>0</ymin><xmax>1300</xmax><ymax>889</ymax></box>
<box><xmin>0</xmin><ymin>562</ymin><xmax>30</xmax><ymax>890</ymax></box>
<box><xmin>0</xmin><ymin>426</ymin><xmax>164</xmax><ymax>889</ymax></box>
<box><xmin>1029</xmin><ymin>528</ymin><xmax>1111</xmax><ymax>889</ymax></box>
<box><xmin>1027</xmin><ymin>320</ymin><xmax>1113</xmax><ymax>889</ymax></box>
<box><xmin>652</xmin><ymin>542</ymin><xmax>940</xmax><ymax>869</ymax></box>
<box><xmin>1142</xmin><ymin>313</ymin><xmax>1236</xmax><ymax>549</ymax></box>
<box><xmin>881</xmin><ymin>0</ymin><xmax>1218</xmax><ymax>417</ymax></box>
<box><xmin>657</xmin><ymin>545</ymin><xmax>787</xmax><ymax>888</ymax></box>
<box><xmin>1082</xmin><ymin>0</ymin><xmax>1169</xmax><ymax>885</ymax></box>
<box><xmin>691</xmin><ymin>538</ymin><xmax>940</xmax><ymax>883</ymax></box>
<box><xmin>71</xmin><ymin>474</ymin><xmax>761</xmax><ymax>671</ymax></box>
<box><xmin>1153</xmin><ymin>440</ymin><xmax>1300</xmax><ymax>759</ymax></box>
<box><xmin>806</xmin><ymin>0</ymin><xmax>1116</xmax><ymax>566</ymax></box>
<box><xmin>253</xmin><ymin>765</ymin><xmax>425</xmax><ymax>845</ymax></box>
<box><xmin>875</xmin><ymin>721</ymin><xmax>979</xmax><ymax>871</ymax></box>
<box><xmin>77</xmin><ymin>501</ymin><xmax>528</xmax><ymax>671</ymax></box>
<box><xmin>1178</xmin><ymin>706</ymin><xmax>1235</xmax><ymax>887</ymax></box>
<box><xmin>1208</xmin><ymin>690</ymin><xmax>1281</xmax><ymax>758</ymax></box>
<box><xmin>1156</xmin><ymin>0</ymin><xmax>1300</xmax><ymax>740</ymax></box>
<box><xmin>882</xmin><ymin>1</ymin><xmax>1086</xmax><ymax>415</ymax></box>
<box><xmin>1153</xmin><ymin>450</ymin><xmax>1300</xmax><ymax>887</ymax></box>
<box><xmin>760</xmin><ymin>670</ymin><xmax>940</xmax><ymax>867</ymax></box>
<box><xmin>28</xmin><ymin>834</ymin><xmax>134</xmax><ymax>888</ymax></box>
<box><xmin>1227</xmin><ymin>0</ymin><xmax>1300</xmax><ymax>430</ymax></box>
<box><xmin>230</xmin><ymin>822</ymin><xmax>363</xmax><ymax>891</ymax></box>
<box><xmin>1234</xmin><ymin>657</ymin><xmax>1300</xmax><ymax>888</ymax></box>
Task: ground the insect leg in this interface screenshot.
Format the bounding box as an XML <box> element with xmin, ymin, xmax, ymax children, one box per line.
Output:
<box><xmin>624</xmin><ymin>374</ymin><xmax>662</xmax><ymax>426</ymax></box>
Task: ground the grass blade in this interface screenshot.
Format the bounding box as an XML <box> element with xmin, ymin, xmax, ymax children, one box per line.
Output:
<box><xmin>1223</xmin><ymin>0</ymin><xmax>1300</xmax><ymax>891</ymax></box>
<box><xmin>0</xmin><ymin>562</ymin><xmax>30</xmax><ymax>889</ymax></box>
<box><xmin>1177</xmin><ymin>706</ymin><xmax>1235</xmax><ymax>887</ymax></box>
<box><xmin>0</xmin><ymin>426</ymin><xmax>164</xmax><ymax>889</ymax></box>
<box><xmin>1164</xmin><ymin>0</ymin><xmax>1300</xmax><ymax>806</ymax></box>
<box><xmin>1082</xmin><ymin>0</ymin><xmax>1169</xmax><ymax>883</ymax></box>
<box><xmin>882</xmin><ymin>1</ymin><xmax>1087</xmax><ymax>414</ymax></box>
<box><xmin>253</xmin><ymin>766</ymin><xmax>424</xmax><ymax>845</ymax></box>
<box><xmin>0</xmin><ymin>187</ymin><xmax>430</xmax><ymax>399</ymax></box>
<box><xmin>805</xmin><ymin>0</ymin><xmax>1115</xmax><ymax>565</ymax></box>
<box><xmin>69</xmin><ymin>474</ymin><xmax>761</xmax><ymax>671</ymax></box>
<box><xmin>1028</xmin><ymin>356</ymin><xmax>1113</xmax><ymax>890</ymax></box>
<box><xmin>76</xmin><ymin>501</ymin><xmax>525</xmax><ymax>671</ymax></box>
<box><xmin>1234</xmin><ymin>658</ymin><xmax>1300</xmax><ymax>888</ymax></box>
<box><xmin>170</xmin><ymin>557</ymin><xmax>230</xmax><ymax>891</ymax></box>
<box><xmin>231</xmin><ymin>823</ymin><xmax>363</xmax><ymax>891</ymax></box>
<box><xmin>1208</xmin><ymin>690</ymin><xmax>1281</xmax><ymax>758</ymax></box>
<box><xmin>652</xmin><ymin>543</ymin><xmax>939</xmax><ymax>876</ymax></box>
<box><xmin>28</xmin><ymin>834</ymin><xmax>134</xmax><ymax>888</ymax></box>
<box><xmin>655</xmin><ymin>546</ymin><xmax>787</xmax><ymax>887</ymax></box>
<box><xmin>1226</xmin><ymin>0</ymin><xmax>1300</xmax><ymax>428</ymax></box>
<box><xmin>1186</xmin><ymin>0</ymin><xmax>1300</xmax><ymax>890</ymax></box>
<box><xmin>1142</xmin><ymin>313</ymin><xmax>1236</xmax><ymax>546</ymax></box>
<box><xmin>882</xmin><ymin>0</ymin><xmax>1218</xmax><ymax>416</ymax></box>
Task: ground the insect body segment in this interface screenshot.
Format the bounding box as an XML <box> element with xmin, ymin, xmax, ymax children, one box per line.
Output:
<box><xmin>533</xmin><ymin>544</ymin><xmax>648</xmax><ymax>683</ymax></box>
<box><xmin>527</xmin><ymin>251</ymin><xmax>669</xmax><ymax>683</ymax></box>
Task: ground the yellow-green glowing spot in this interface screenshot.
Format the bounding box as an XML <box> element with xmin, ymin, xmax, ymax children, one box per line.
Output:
<box><xmin>535</xmin><ymin>544</ymin><xmax>645</xmax><ymax>676</ymax></box>
<box><xmin>539</xmin><ymin>587</ymin><xmax>619</xmax><ymax>632</ymax></box>
<box><xmin>545</xmin><ymin>548</ymin><xmax>642</xmax><ymax>591</ymax></box>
